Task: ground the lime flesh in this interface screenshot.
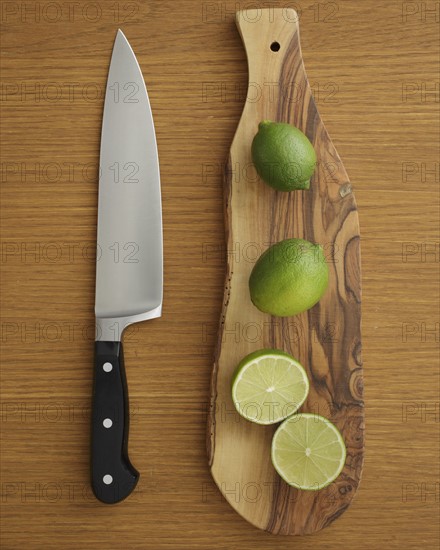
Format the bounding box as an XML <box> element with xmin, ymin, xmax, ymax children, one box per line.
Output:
<box><xmin>232</xmin><ymin>349</ymin><xmax>309</xmax><ymax>425</ymax></box>
<box><xmin>271</xmin><ymin>413</ymin><xmax>346</xmax><ymax>490</ymax></box>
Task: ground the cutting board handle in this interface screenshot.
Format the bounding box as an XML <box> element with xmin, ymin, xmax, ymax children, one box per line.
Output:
<box><xmin>91</xmin><ymin>341</ymin><xmax>139</xmax><ymax>504</ymax></box>
<box><xmin>235</xmin><ymin>8</ymin><xmax>308</xmax><ymax>113</ymax></box>
<box><xmin>235</xmin><ymin>7</ymin><xmax>350</xmax><ymax>198</ymax></box>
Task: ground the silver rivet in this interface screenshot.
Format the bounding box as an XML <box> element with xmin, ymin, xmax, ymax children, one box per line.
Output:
<box><xmin>103</xmin><ymin>474</ymin><xmax>113</xmax><ymax>485</ymax></box>
<box><xmin>103</xmin><ymin>362</ymin><xmax>113</xmax><ymax>372</ymax></box>
<box><xmin>103</xmin><ymin>418</ymin><xmax>113</xmax><ymax>428</ymax></box>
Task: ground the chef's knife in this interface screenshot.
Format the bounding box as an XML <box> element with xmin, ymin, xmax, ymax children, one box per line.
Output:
<box><xmin>92</xmin><ymin>29</ymin><xmax>162</xmax><ymax>504</ymax></box>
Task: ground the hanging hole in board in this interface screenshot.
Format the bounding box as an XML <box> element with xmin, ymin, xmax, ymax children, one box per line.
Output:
<box><xmin>270</xmin><ymin>42</ymin><xmax>281</xmax><ymax>52</ymax></box>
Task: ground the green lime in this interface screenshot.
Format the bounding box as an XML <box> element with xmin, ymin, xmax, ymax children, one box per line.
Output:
<box><xmin>231</xmin><ymin>349</ymin><xmax>309</xmax><ymax>425</ymax></box>
<box><xmin>251</xmin><ymin>121</ymin><xmax>316</xmax><ymax>191</ymax></box>
<box><xmin>249</xmin><ymin>238</ymin><xmax>329</xmax><ymax>317</ymax></box>
<box><xmin>271</xmin><ymin>413</ymin><xmax>346</xmax><ymax>490</ymax></box>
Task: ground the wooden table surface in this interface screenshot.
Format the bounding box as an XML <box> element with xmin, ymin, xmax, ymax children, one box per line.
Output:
<box><xmin>1</xmin><ymin>1</ymin><xmax>439</xmax><ymax>548</ymax></box>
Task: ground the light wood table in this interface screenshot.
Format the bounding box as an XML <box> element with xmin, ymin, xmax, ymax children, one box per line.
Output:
<box><xmin>1</xmin><ymin>1</ymin><xmax>438</xmax><ymax>548</ymax></box>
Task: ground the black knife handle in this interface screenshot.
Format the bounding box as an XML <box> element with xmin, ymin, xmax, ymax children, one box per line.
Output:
<box><xmin>91</xmin><ymin>341</ymin><xmax>139</xmax><ymax>504</ymax></box>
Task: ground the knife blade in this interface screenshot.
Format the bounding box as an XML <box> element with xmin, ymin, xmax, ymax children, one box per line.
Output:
<box><xmin>91</xmin><ymin>29</ymin><xmax>163</xmax><ymax>504</ymax></box>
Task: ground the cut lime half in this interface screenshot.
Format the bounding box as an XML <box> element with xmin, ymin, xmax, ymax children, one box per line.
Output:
<box><xmin>271</xmin><ymin>413</ymin><xmax>346</xmax><ymax>490</ymax></box>
<box><xmin>231</xmin><ymin>349</ymin><xmax>309</xmax><ymax>425</ymax></box>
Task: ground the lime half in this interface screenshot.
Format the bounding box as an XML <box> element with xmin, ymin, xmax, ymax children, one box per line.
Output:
<box><xmin>271</xmin><ymin>413</ymin><xmax>346</xmax><ymax>490</ymax></box>
<box><xmin>231</xmin><ymin>350</ymin><xmax>309</xmax><ymax>425</ymax></box>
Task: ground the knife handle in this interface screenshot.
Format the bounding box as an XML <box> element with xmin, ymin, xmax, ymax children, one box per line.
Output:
<box><xmin>91</xmin><ymin>341</ymin><xmax>139</xmax><ymax>504</ymax></box>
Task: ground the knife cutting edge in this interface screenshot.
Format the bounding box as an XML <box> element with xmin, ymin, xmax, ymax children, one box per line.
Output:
<box><xmin>91</xmin><ymin>29</ymin><xmax>163</xmax><ymax>504</ymax></box>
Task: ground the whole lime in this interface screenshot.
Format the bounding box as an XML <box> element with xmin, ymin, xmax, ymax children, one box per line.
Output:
<box><xmin>249</xmin><ymin>238</ymin><xmax>328</xmax><ymax>317</ymax></box>
<box><xmin>251</xmin><ymin>121</ymin><xmax>316</xmax><ymax>191</ymax></box>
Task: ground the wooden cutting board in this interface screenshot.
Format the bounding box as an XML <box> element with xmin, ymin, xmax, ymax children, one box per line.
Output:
<box><xmin>207</xmin><ymin>8</ymin><xmax>364</xmax><ymax>535</ymax></box>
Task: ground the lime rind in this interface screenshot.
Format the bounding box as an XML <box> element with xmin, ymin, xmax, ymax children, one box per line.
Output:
<box><xmin>248</xmin><ymin>238</ymin><xmax>329</xmax><ymax>318</ymax></box>
<box><xmin>231</xmin><ymin>350</ymin><xmax>309</xmax><ymax>425</ymax></box>
<box><xmin>271</xmin><ymin>413</ymin><xmax>346</xmax><ymax>490</ymax></box>
<box><xmin>251</xmin><ymin>120</ymin><xmax>317</xmax><ymax>192</ymax></box>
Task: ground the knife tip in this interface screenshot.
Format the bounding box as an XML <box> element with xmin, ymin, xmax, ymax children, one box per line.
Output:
<box><xmin>114</xmin><ymin>28</ymin><xmax>131</xmax><ymax>49</ymax></box>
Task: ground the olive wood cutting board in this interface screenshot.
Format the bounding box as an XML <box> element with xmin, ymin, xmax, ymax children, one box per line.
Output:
<box><xmin>207</xmin><ymin>8</ymin><xmax>364</xmax><ymax>535</ymax></box>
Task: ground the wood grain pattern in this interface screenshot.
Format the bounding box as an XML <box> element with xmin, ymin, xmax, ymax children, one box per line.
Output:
<box><xmin>1</xmin><ymin>1</ymin><xmax>439</xmax><ymax>549</ymax></box>
<box><xmin>208</xmin><ymin>9</ymin><xmax>363</xmax><ymax>535</ymax></box>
